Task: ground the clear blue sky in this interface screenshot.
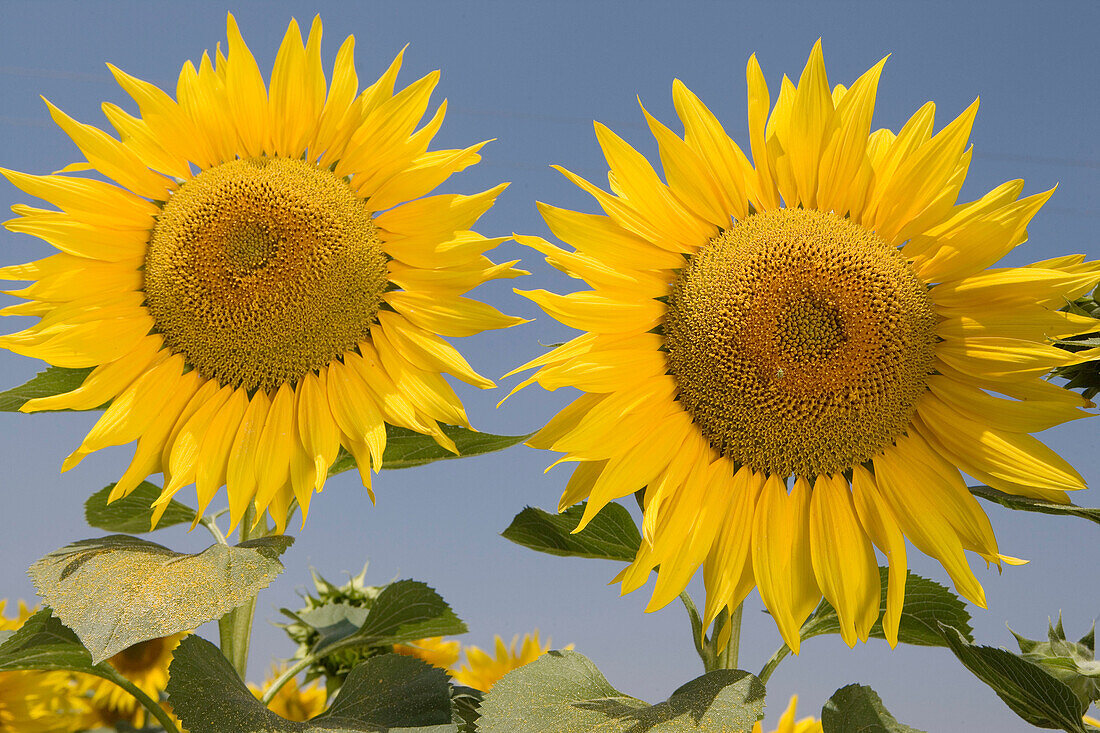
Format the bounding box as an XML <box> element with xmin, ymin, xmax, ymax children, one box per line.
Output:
<box><xmin>1</xmin><ymin>2</ymin><xmax>1097</xmax><ymax>731</ymax></box>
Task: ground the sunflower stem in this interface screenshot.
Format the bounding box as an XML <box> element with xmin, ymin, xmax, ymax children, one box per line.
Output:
<box><xmin>260</xmin><ymin>654</ymin><xmax>315</xmax><ymax>705</ymax></box>
<box><xmin>757</xmin><ymin>643</ymin><xmax>792</xmax><ymax>684</ymax></box>
<box><xmin>218</xmin><ymin>504</ymin><xmax>262</xmax><ymax>680</ymax></box>
<box><xmin>98</xmin><ymin>663</ymin><xmax>181</xmax><ymax>733</ymax></box>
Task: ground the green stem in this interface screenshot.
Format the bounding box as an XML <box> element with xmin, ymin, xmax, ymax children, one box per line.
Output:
<box><xmin>757</xmin><ymin>643</ymin><xmax>792</xmax><ymax>684</ymax></box>
<box><xmin>98</xmin><ymin>665</ymin><xmax>181</xmax><ymax>733</ymax></box>
<box><xmin>716</xmin><ymin>602</ymin><xmax>743</xmax><ymax>670</ymax></box>
<box><xmin>260</xmin><ymin>655</ymin><xmax>315</xmax><ymax>705</ymax></box>
<box><xmin>218</xmin><ymin>505</ymin><xmax>262</xmax><ymax>679</ymax></box>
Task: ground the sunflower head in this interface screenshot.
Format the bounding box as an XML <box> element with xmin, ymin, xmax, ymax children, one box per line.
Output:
<box><xmin>514</xmin><ymin>41</ymin><xmax>1099</xmax><ymax>654</ymax></box>
<box><xmin>393</xmin><ymin>636</ymin><xmax>462</xmax><ymax>670</ymax></box>
<box><xmin>450</xmin><ymin>631</ymin><xmax>562</xmax><ymax>692</ymax></box>
<box><xmin>0</xmin><ymin>13</ymin><xmax>525</xmax><ymax>533</ymax></box>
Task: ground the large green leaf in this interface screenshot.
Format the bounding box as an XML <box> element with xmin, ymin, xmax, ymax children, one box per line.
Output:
<box><xmin>969</xmin><ymin>485</ymin><xmax>1100</xmax><ymax>527</ymax></box>
<box><xmin>821</xmin><ymin>684</ymin><xmax>925</xmax><ymax>733</ymax></box>
<box><xmin>29</xmin><ymin>534</ymin><xmax>293</xmax><ymax>663</ymax></box>
<box><xmin>302</xmin><ymin>580</ymin><xmax>467</xmax><ymax>658</ymax></box>
<box><xmin>0</xmin><ymin>366</ymin><xmax>94</xmax><ymax>412</ymax></box>
<box><xmin>167</xmin><ymin>635</ymin><xmax>457</xmax><ymax>732</ymax></box>
<box><xmin>501</xmin><ymin>501</ymin><xmax>642</xmax><ymax>562</ymax></box>
<box><xmin>800</xmin><ymin>569</ymin><xmax>973</xmax><ymax>648</ymax></box>
<box><xmin>940</xmin><ymin>624</ymin><xmax>1087</xmax><ymax>733</ymax></box>
<box><xmin>328</xmin><ymin>424</ymin><xmax>528</xmax><ymax>475</ymax></box>
<box><xmin>476</xmin><ymin>650</ymin><xmax>765</xmax><ymax>733</ymax></box>
<box><xmin>0</xmin><ymin>608</ymin><xmax>110</xmax><ymax>678</ymax></box>
<box><xmin>84</xmin><ymin>482</ymin><xmax>196</xmax><ymax>533</ymax></box>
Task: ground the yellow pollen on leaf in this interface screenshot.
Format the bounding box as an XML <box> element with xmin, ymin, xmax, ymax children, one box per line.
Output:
<box><xmin>663</xmin><ymin>208</ymin><xmax>937</xmax><ymax>477</ymax></box>
<box><xmin>144</xmin><ymin>156</ymin><xmax>388</xmax><ymax>392</ymax></box>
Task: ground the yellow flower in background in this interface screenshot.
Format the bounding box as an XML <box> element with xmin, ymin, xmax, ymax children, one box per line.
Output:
<box><xmin>512</xmin><ymin>41</ymin><xmax>1099</xmax><ymax>653</ymax></box>
<box><xmin>754</xmin><ymin>695</ymin><xmax>822</xmax><ymax>733</ymax></box>
<box><xmin>0</xmin><ymin>14</ymin><xmax>524</xmax><ymax>532</ymax></box>
<box><xmin>250</xmin><ymin>667</ymin><xmax>326</xmax><ymax>722</ymax></box>
<box><xmin>78</xmin><ymin>631</ymin><xmax>186</xmax><ymax>728</ymax></box>
<box><xmin>0</xmin><ymin>600</ymin><xmax>87</xmax><ymax>733</ymax></box>
<box><xmin>393</xmin><ymin>636</ymin><xmax>462</xmax><ymax>670</ymax></box>
<box><xmin>450</xmin><ymin>631</ymin><xmax>560</xmax><ymax>692</ymax></box>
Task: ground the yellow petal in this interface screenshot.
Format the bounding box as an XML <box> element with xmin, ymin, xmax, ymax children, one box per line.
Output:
<box><xmin>850</xmin><ymin>465</ymin><xmax>907</xmax><ymax>647</ymax></box>
<box><xmin>194</xmin><ymin>387</ymin><xmax>249</xmax><ymax>516</ymax></box>
<box><xmin>326</xmin><ymin>359</ymin><xmax>387</xmax><ymax>470</ymax></box>
<box><xmin>224</xmin><ymin>13</ymin><xmax>271</xmax><ymax>157</ymax></box>
<box><xmin>297</xmin><ymin>371</ymin><xmax>341</xmax><ymax>490</ymax></box>
<box><xmin>226</xmin><ymin>389</ymin><xmax>272</xmax><ymax>531</ymax></box>
<box><xmin>536</xmin><ymin>202</ymin><xmax>685</xmax><ymax>271</ymax></box>
<box><xmin>253</xmin><ymin>383</ymin><xmax>296</xmax><ymax>513</ymax></box>
<box><xmin>0</xmin><ymin>168</ymin><xmax>157</xmax><ymax>230</ymax></box>
<box><xmin>751</xmin><ymin>475</ymin><xmax>820</xmax><ymax>653</ymax></box>
<box><xmin>786</xmin><ymin>39</ymin><xmax>834</xmax><ymax>209</ymax></box>
<box><xmin>21</xmin><ymin>334</ymin><xmax>163</xmax><ymax>412</ymax></box>
<box><xmin>376</xmin><ymin>311</ymin><xmax>493</xmax><ymax>389</ymax></box>
<box><xmin>809</xmin><ymin>473</ymin><xmax>879</xmax><ymax>646</ymax></box>
<box><xmin>386</xmin><ymin>290</ymin><xmax>527</xmax><ymax>338</ymax></box>
<box><xmin>745</xmin><ymin>54</ymin><xmax>780</xmax><ymax>211</ymax></box>
<box><xmin>928</xmin><ymin>374</ymin><xmax>1089</xmax><ymax>433</ymax></box>
<box><xmin>702</xmin><ymin>464</ymin><xmax>764</xmax><ymax>629</ymax></box>
<box><xmin>163</xmin><ymin>383</ymin><xmax>234</xmax><ymax>496</ymax></box>
<box><xmin>517</xmin><ymin>288</ymin><xmax>661</xmax><ymax>334</ymax></box>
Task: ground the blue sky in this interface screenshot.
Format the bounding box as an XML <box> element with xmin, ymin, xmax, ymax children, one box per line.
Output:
<box><xmin>0</xmin><ymin>2</ymin><xmax>1098</xmax><ymax>731</ymax></box>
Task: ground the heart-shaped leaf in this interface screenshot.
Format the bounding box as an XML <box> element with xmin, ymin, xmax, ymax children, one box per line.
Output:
<box><xmin>476</xmin><ymin>649</ymin><xmax>764</xmax><ymax>733</ymax></box>
<box><xmin>800</xmin><ymin>569</ymin><xmax>973</xmax><ymax>648</ymax></box>
<box><xmin>308</xmin><ymin>580</ymin><xmax>467</xmax><ymax>657</ymax></box>
<box><xmin>940</xmin><ymin>624</ymin><xmax>1087</xmax><ymax>733</ymax></box>
<box><xmin>167</xmin><ymin>635</ymin><xmax>456</xmax><ymax>732</ymax></box>
<box><xmin>84</xmin><ymin>482</ymin><xmax>196</xmax><ymax>533</ymax></box>
<box><xmin>821</xmin><ymin>684</ymin><xmax>925</xmax><ymax>733</ymax></box>
<box><xmin>501</xmin><ymin>501</ymin><xmax>641</xmax><ymax>562</ymax></box>
<box><xmin>29</xmin><ymin>534</ymin><xmax>293</xmax><ymax>663</ymax></box>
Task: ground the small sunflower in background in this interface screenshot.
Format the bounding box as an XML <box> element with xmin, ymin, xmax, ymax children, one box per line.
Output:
<box><xmin>0</xmin><ymin>14</ymin><xmax>524</xmax><ymax>533</ymax></box>
<box><xmin>77</xmin><ymin>632</ymin><xmax>187</xmax><ymax>728</ymax></box>
<box><xmin>450</xmin><ymin>631</ymin><xmax>561</xmax><ymax>692</ymax></box>
<box><xmin>250</xmin><ymin>666</ymin><xmax>327</xmax><ymax>722</ymax></box>
<box><xmin>393</xmin><ymin>636</ymin><xmax>462</xmax><ymax>670</ymax></box>
<box><xmin>512</xmin><ymin>41</ymin><xmax>1099</xmax><ymax>653</ymax></box>
<box><xmin>0</xmin><ymin>600</ymin><xmax>87</xmax><ymax>733</ymax></box>
<box><xmin>755</xmin><ymin>695</ymin><xmax>821</xmax><ymax>733</ymax></box>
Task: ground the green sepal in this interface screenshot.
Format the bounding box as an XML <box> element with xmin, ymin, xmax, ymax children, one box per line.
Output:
<box><xmin>1009</xmin><ymin>617</ymin><xmax>1100</xmax><ymax>707</ymax></box>
<box><xmin>328</xmin><ymin>424</ymin><xmax>528</xmax><ymax>475</ymax></box>
<box><xmin>939</xmin><ymin>623</ymin><xmax>1087</xmax><ymax>733</ymax></box>
<box><xmin>29</xmin><ymin>534</ymin><xmax>293</xmax><ymax>663</ymax></box>
<box><xmin>167</xmin><ymin>635</ymin><xmax>457</xmax><ymax>732</ymax></box>
<box><xmin>969</xmin><ymin>485</ymin><xmax>1100</xmax><ymax>526</ymax></box>
<box><xmin>821</xmin><ymin>684</ymin><xmax>925</xmax><ymax>733</ymax></box>
<box><xmin>799</xmin><ymin>568</ymin><xmax>973</xmax><ymax>648</ymax></box>
<box><xmin>501</xmin><ymin>501</ymin><xmax>642</xmax><ymax>562</ymax></box>
<box><xmin>476</xmin><ymin>649</ymin><xmax>765</xmax><ymax>733</ymax></box>
<box><xmin>0</xmin><ymin>366</ymin><xmax>94</xmax><ymax>412</ymax></box>
<box><xmin>85</xmin><ymin>482</ymin><xmax>196</xmax><ymax>532</ymax></box>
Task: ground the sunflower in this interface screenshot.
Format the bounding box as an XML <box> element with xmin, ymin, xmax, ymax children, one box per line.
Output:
<box><xmin>755</xmin><ymin>695</ymin><xmax>821</xmax><ymax>733</ymax></box>
<box><xmin>450</xmin><ymin>631</ymin><xmax>559</xmax><ymax>692</ymax></box>
<box><xmin>393</xmin><ymin>636</ymin><xmax>462</xmax><ymax>670</ymax></box>
<box><xmin>512</xmin><ymin>41</ymin><xmax>1100</xmax><ymax>653</ymax></box>
<box><xmin>78</xmin><ymin>631</ymin><xmax>186</xmax><ymax>728</ymax></box>
<box><xmin>250</xmin><ymin>666</ymin><xmax>327</xmax><ymax>722</ymax></box>
<box><xmin>0</xmin><ymin>14</ymin><xmax>524</xmax><ymax>532</ymax></box>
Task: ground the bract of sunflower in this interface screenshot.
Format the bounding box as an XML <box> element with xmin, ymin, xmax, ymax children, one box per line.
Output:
<box><xmin>510</xmin><ymin>41</ymin><xmax>1100</xmax><ymax>653</ymax></box>
<box><xmin>0</xmin><ymin>15</ymin><xmax>526</xmax><ymax>532</ymax></box>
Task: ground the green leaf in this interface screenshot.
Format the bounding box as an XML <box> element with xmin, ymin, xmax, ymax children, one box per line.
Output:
<box><xmin>800</xmin><ymin>569</ymin><xmax>973</xmax><ymax>648</ymax></box>
<box><xmin>0</xmin><ymin>608</ymin><xmax>106</xmax><ymax>677</ymax></box>
<box><xmin>821</xmin><ymin>684</ymin><xmax>925</xmax><ymax>733</ymax></box>
<box><xmin>167</xmin><ymin>635</ymin><xmax>457</xmax><ymax>732</ymax></box>
<box><xmin>501</xmin><ymin>501</ymin><xmax>642</xmax><ymax>562</ymax></box>
<box><xmin>309</xmin><ymin>580</ymin><xmax>467</xmax><ymax>658</ymax></box>
<box><xmin>0</xmin><ymin>366</ymin><xmax>94</xmax><ymax>411</ymax></box>
<box><xmin>450</xmin><ymin>686</ymin><xmax>482</xmax><ymax>732</ymax></box>
<box><xmin>939</xmin><ymin>624</ymin><xmax>1087</xmax><ymax>732</ymax></box>
<box><xmin>328</xmin><ymin>424</ymin><xmax>528</xmax><ymax>475</ymax></box>
<box><xmin>970</xmin><ymin>485</ymin><xmax>1100</xmax><ymax>526</ymax></box>
<box><xmin>476</xmin><ymin>650</ymin><xmax>765</xmax><ymax>733</ymax></box>
<box><xmin>29</xmin><ymin>534</ymin><xmax>293</xmax><ymax>663</ymax></box>
<box><xmin>84</xmin><ymin>482</ymin><xmax>196</xmax><ymax>533</ymax></box>
<box><xmin>1010</xmin><ymin>618</ymin><xmax>1100</xmax><ymax>706</ymax></box>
